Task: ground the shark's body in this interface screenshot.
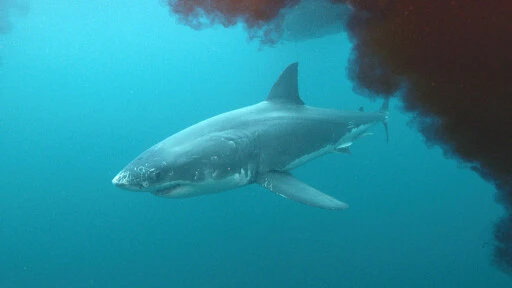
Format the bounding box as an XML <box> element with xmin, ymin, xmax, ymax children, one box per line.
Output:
<box><xmin>112</xmin><ymin>63</ymin><xmax>388</xmax><ymax>209</ymax></box>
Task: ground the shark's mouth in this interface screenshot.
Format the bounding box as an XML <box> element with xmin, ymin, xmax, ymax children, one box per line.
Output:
<box><xmin>151</xmin><ymin>183</ymin><xmax>184</xmax><ymax>196</ymax></box>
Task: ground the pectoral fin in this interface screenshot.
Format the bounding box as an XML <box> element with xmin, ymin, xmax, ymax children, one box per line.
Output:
<box><xmin>256</xmin><ymin>171</ymin><xmax>348</xmax><ymax>210</ymax></box>
<box><xmin>335</xmin><ymin>146</ymin><xmax>351</xmax><ymax>154</ymax></box>
<box><xmin>335</xmin><ymin>142</ymin><xmax>352</xmax><ymax>154</ymax></box>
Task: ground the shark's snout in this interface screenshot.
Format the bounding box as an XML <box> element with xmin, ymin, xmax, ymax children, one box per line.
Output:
<box><xmin>112</xmin><ymin>170</ymin><xmax>142</xmax><ymax>191</ymax></box>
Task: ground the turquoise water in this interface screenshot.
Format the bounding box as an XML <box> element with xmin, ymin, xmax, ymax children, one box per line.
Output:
<box><xmin>1</xmin><ymin>1</ymin><xmax>511</xmax><ymax>287</ymax></box>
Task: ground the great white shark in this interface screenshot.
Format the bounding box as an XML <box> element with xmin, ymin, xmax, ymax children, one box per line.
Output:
<box><xmin>112</xmin><ymin>62</ymin><xmax>389</xmax><ymax>210</ymax></box>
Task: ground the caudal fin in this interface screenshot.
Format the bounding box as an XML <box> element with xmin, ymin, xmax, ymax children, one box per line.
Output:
<box><xmin>379</xmin><ymin>99</ymin><xmax>390</xmax><ymax>142</ymax></box>
<box><xmin>380</xmin><ymin>98</ymin><xmax>389</xmax><ymax>113</ymax></box>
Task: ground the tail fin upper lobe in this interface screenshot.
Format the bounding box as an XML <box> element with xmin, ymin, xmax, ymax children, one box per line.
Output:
<box><xmin>380</xmin><ymin>99</ymin><xmax>390</xmax><ymax>142</ymax></box>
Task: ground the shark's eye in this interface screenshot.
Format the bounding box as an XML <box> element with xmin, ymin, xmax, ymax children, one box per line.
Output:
<box><xmin>153</xmin><ymin>171</ymin><xmax>162</xmax><ymax>180</ymax></box>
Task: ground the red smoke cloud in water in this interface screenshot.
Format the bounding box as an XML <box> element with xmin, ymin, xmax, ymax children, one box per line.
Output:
<box><xmin>166</xmin><ymin>0</ymin><xmax>512</xmax><ymax>274</ymax></box>
<box><xmin>168</xmin><ymin>0</ymin><xmax>299</xmax><ymax>43</ymax></box>
<box><xmin>168</xmin><ymin>0</ymin><xmax>295</xmax><ymax>26</ymax></box>
<box><xmin>342</xmin><ymin>0</ymin><xmax>512</xmax><ymax>274</ymax></box>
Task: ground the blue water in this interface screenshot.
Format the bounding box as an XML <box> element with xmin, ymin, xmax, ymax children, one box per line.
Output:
<box><xmin>1</xmin><ymin>1</ymin><xmax>511</xmax><ymax>287</ymax></box>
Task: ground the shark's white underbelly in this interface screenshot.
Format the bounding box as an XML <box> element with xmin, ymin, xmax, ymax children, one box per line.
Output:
<box><xmin>160</xmin><ymin>166</ymin><xmax>255</xmax><ymax>198</ymax></box>
<box><xmin>283</xmin><ymin>144</ymin><xmax>335</xmax><ymax>171</ymax></box>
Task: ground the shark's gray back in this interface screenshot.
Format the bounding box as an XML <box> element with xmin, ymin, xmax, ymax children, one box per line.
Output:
<box><xmin>153</xmin><ymin>61</ymin><xmax>385</xmax><ymax>178</ymax></box>
<box><xmin>156</xmin><ymin>100</ymin><xmax>380</xmax><ymax>175</ymax></box>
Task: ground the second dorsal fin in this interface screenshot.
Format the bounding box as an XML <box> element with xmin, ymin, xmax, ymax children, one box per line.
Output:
<box><xmin>266</xmin><ymin>62</ymin><xmax>304</xmax><ymax>105</ymax></box>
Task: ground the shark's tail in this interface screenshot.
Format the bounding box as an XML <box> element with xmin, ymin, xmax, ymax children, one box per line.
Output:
<box><xmin>379</xmin><ymin>99</ymin><xmax>390</xmax><ymax>142</ymax></box>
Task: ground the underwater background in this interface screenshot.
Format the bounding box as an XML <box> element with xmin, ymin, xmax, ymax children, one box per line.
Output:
<box><xmin>1</xmin><ymin>1</ymin><xmax>512</xmax><ymax>287</ymax></box>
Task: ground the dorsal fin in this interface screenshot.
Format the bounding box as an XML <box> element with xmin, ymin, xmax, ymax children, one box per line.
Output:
<box><xmin>266</xmin><ymin>62</ymin><xmax>304</xmax><ymax>105</ymax></box>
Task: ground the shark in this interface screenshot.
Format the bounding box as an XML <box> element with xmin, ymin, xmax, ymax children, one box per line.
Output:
<box><xmin>112</xmin><ymin>62</ymin><xmax>388</xmax><ymax>210</ymax></box>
